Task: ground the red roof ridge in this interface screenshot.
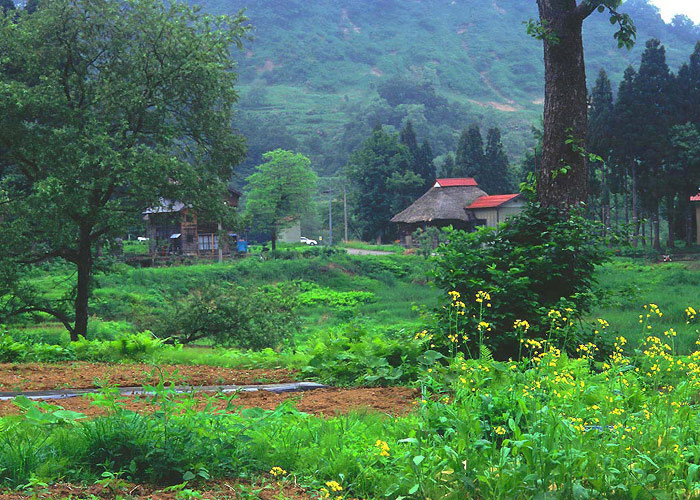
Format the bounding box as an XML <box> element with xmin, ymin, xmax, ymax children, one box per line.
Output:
<box><xmin>467</xmin><ymin>194</ymin><xmax>521</xmax><ymax>209</ymax></box>
<box><xmin>434</xmin><ymin>178</ymin><xmax>478</xmax><ymax>187</ymax></box>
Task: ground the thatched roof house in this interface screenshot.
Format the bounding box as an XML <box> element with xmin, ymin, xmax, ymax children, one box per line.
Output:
<box><xmin>391</xmin><ymin>178</ymin><xmax>487</xmax><ymax>244</ymax></box>
<box><xmin>391</xmin><ymin>178</ymin><xmax>523</xmax><ymax>246</ymax></box>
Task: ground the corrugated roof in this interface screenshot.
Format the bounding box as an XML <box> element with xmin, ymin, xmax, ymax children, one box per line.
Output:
<box><xmin>467</xmin><ymin>194</ymin><xmax>521</xmax><ymax>209</ymax></box>
<box><xmin>434</xmin><ymin>178</ymin><xmax>478</xmax><ymax>187</ymax></box>
<box><xmin>691</xmin><ymin>193</ymin><xmax>700</xmax><ymax>202</ymax></box>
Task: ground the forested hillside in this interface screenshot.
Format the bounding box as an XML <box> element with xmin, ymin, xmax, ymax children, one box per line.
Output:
<box><xmin>192</xmin><ymin>0</ymin><xmax>700</xmax><ymax>179</ymax></box>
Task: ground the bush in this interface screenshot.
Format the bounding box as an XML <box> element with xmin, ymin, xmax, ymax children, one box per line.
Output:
<box><xmin>431</xmin><ymin>204</ymin><xmax>609</xmax><ymax>359</ymax></box>
<box><xmin>158</xmin><ymin>282</ymin><xmax>301</xmax><ymax>350</ymax></box>
<box><xmin>302</xmin><ymin>321</ymin><xmax>425</xmax><ymax>386</ymax></box>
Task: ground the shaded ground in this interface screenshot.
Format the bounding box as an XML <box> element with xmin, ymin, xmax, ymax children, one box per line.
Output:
<box><xmin>0</xmin><ymin>387</ymin><xmax>418</xmax><ymax>417</ymax></box>
<box><xmin>0</xmin><ymin>478</ymin><xmax>314</xmax><ymax>499</ymax></box>
<box><xmin>0</xmin><ymin>362</ymin><xmax>297</xmax><ymax>392</ymax></box>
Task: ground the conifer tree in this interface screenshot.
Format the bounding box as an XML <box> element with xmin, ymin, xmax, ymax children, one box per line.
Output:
<box><xmin>588</xmin><ymin>69</ymin><xmax>615</xmax><ymax>228</ymax></box>
<box><xmin>634</xmin><ymin>39</ymin><xmax>672</xmax><ymax>250</ymax></box>
<box><xmin>455</xmin><ymin>125</ymin><xmax>485</xmax><ymax>178</ymax></box>
<box><xmin>611</xmin><ymin>66</ymin><xmax>640</xmax><ymax>243</ymax></box>
<box><xmin>346</xmin><ymin>127</ymin><xmax>418</xmax><ymax>242</ymax></box>
<box><xmin>440</xmin><ymin>153</ymin><xmax>458</xmax><ymax>178</ymax></box>
<box><xmin>400</xmin><ymin>121</ymin><xmax>435</xmax><ymax>192</ymax></box>
<box><xmin>484</xmin><ymin>127</ymin><xmax>512</xmax><ymax>194</ymax></box>
<box><xmin>399</xmin><ymin>120</ymin><xmax>419</xmax><ymax>157</ymax></box>
<box><xmin>416</xmin><ymin>139</ymin><xmax>437</xmax><ymax>189</ymax></box>
<box><xmin>675</xmin><ymin>42</ymin><xmax>700</xmax><ymax>126</ymax></box>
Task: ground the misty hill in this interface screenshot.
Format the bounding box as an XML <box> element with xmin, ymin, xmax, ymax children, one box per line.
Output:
<box><xmin>191</xmin><ymin>0</ymin><xmax>700</xmax><ymax>179</ymax></box>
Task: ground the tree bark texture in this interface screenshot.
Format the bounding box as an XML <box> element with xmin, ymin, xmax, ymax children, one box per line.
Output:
<box><xmin>536</xmin><ymin>0</ymin><xmax>589</xmax><ymax>208</ymax></box>
<box><xmin>73</xmin><ymin>225</ymin><xmax>93</xmax><ymax>341</ymax></box>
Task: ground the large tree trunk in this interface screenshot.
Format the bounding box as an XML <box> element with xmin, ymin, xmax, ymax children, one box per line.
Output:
<box><xmin>73</xmin><ymin>225</ymin><xmax>93</xmax><ymax>341</ymax></box>
<box><xmin>536</xmin><ymin>1</ymin><xmax>589</xmax><ymax>208</ymax></box>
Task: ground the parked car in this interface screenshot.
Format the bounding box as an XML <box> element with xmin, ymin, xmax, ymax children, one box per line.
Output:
<box><xmin>300</xmin><ymin>236</ymin><xmax>317</xmax><ymax>245</ymax></box>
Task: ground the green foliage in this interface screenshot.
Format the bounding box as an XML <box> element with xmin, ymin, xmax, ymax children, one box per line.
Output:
<box><xmin>345</xmin><ymin>126</ymin><xmax>418</xmax><ymax>242</ymax></box>
<box><xmin>431</xmin><ymin>205</ymin><xmax>610</xmax><ymax>358</ymax></box>
<box><xmin>295</xmin><ymin>281</ymin><xmax>376</xmax><ymax>309</ymax></box>
<box><xmin>180</xmin><ymin>0</ymin><xmax>693</xmax><ymax>179</ymax></box>
<box><xmin>302</xmin><ymin>322</ymin><xmax>425</xmax><ymax>386</ymax></box>
<box><xmin>0</xmin><ymin>331</ymin><xmax>163</xmax><ymax>363</ymax></box>
<box><xmin>157</xmin><ymin>283</ymin><xmax>301</xmax><ymax>350</ymax></box>
<box><xmin>0</xmin><ymin>0</ymin><xmax>248</xmax><ymax>338</ymax></box>
<box><xmin>245</xmin><ymin>149</ymin><xmax>318</xmax><ymax>247</ymax></box>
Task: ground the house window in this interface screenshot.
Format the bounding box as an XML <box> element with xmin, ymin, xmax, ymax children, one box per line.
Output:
<box><xmin>198</xmin><ymin>234</ymin><xmax>218</xmax><ymax>251</ymax></box>
<box><xmin>186</xmin><ymin>233</ymin><xmax>194</xmax><ymax>243</ymax></box>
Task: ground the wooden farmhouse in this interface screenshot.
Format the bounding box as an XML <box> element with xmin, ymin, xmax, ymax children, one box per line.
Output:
<box><xmin>143</xmin><ymin>188</ymin><xmax>241</xmax><ymax>257</ymax></box>
<box><xmin>391</xmin><ymin>178</ymin><xmax>524</xmax><ymax>246</ymax></box>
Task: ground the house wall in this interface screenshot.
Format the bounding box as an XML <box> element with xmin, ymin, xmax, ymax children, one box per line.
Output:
<box><xmin>279</xmin><ymin>221</ymin><xmax>301</xmax><ymax>244</ymax></box>
<box><xmin>472</xmin><ymin>201</ymin><xmax>525</xmax><ymax>228</ymax></box>
<box><xmin>146</xmin><ymin>210</ymin><xmax>234</xmax><ymax>256</ymax></box>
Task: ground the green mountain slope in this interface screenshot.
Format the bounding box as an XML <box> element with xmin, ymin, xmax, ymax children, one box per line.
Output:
<box><xmin>192</xmin><ymin>0</ymin><xmax>700</xmax><ymax>179</ymax></box>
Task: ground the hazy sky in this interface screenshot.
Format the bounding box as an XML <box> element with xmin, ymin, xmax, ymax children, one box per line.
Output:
<box><xmin>649</xmin><ymin>0</ymin><xmax>700</xmax><ymax>23</ymax></box>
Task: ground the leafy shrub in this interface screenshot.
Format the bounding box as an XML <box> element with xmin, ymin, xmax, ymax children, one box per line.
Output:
<box><xmin>431</xmin><ymin>205</ymin><xmax>609</xmax><ymax>359</ymax></box>
<box><xmin>302</xmin><ymin>321</ymin><xmax>425</xmax><ymax>386</ymax></box>
<box><xmin>72</xmin><ymin>332</ymin><xmax>164</xmax><ymax>363</ymax></box>
<box><xmin>157</xmin><ymin>283</ymin><xmax>301</xmax><ymax>350</ymax></box>
<box><xmin>0</xmin><ymin>331</ymin><xmax>162</xmax><ymax>363</ymax></box>
<box><xmin>295</xmin><ymin>281</ymin><xmax>376</xmax><ymax>309</ymax></box>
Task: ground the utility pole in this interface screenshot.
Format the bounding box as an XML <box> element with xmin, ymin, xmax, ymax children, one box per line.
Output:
<box><xmin>343</xmin><ymin>185</ymin><xmax>348</xmax><ymax>243</ymax></box>
<box><xmin>328</xmin><ymin>185</ymin><xmax>333</xmax><ymax>246</ymax></box>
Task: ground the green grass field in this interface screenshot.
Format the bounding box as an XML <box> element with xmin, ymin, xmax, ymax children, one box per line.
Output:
<box><xmin>3</xmin><ymin>253</ymin><xmax>700</xmax><ymax>498</ymax></box>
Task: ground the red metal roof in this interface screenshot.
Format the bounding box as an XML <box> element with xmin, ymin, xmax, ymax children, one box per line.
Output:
<box><xmin>467</xmin><ymin>194</ymin><xmax>521</xmax><ymax>209</ymax></box>
<box><xmin>435</xmin><ymin>178</ymin><xmax>478</xmax><ymax>187</ymax></box>
<box><xmin>691</xmin><ymin>193</ymin><xmax>700</xmax><ymax>202</ymax></box>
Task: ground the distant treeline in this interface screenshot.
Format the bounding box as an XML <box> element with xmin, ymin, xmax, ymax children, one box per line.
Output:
<box><xmin>586</xmin><ymin>39</ymin><xmax>700</xmax><ymax>250</ymax></box>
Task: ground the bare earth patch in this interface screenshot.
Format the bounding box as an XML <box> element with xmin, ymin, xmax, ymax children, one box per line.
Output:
<box><xmin>0</xmin><ymin>362</ymin><xmax>297</xmax><ymax>392</ymax></box>
<box><xmin>0</xmin><ymin>387</ymin><xmax>418</xmax><ymax>417</ymax></box>
<box><xmin>0</xmin><ymin>479</ymin><xmax>313</xmax><ymax>499</ymax></box>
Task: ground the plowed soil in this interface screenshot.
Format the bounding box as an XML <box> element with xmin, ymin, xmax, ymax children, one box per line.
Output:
<box><xmin>0</xmin><ymin>478</ymin><xmax>313</xmax><ymax>499</ymax></box>
<box><xmin>0</xmin><ymin>362</ymin><xmax>297</xmax><ymax>391</ymax></box>
<box><xmin>0</xmin><ymin>387</ymin><xmax>418</xmax><ymax>417</ymax></box>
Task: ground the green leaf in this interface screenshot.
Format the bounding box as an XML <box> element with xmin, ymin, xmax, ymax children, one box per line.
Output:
<box><xmin>413</xmin><ymin>455</ymin><xmax>425</xmax><ymax>466</ymax></box>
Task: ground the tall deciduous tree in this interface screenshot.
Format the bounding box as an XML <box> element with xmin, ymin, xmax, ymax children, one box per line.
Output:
<box><xmin>0</xmin><ymin>0</ymin><xmax>248</xmax><ymax>340</ymax></box>
<box><xmin>532</xmin><ymin>0</ymin><xmax>634</xmax><ymax>209</ymax></box>
<box><xmin>244</xmin><ymin>150</ymin><xmax>317</xmax><ymax>250</ymax></box>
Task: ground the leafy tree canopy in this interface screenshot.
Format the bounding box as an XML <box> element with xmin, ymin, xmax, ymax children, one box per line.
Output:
<box><xmin>245</xmin><ymin>149</ymin><xmax>318</xmax><ymax>249</ymax></box>
<box><xmin>346</xmin><ymin>126</ymin><xmax>418</xmax><ymax>242</ymax></box>
<box><xmin>0</xmin><ymin>0</ymin><xmax>248</xmax><ymax>339</ymax></box>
